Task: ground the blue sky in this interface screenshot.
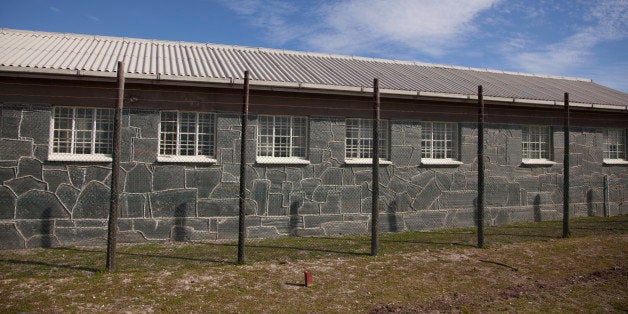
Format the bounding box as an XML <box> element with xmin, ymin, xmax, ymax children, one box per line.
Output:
<box><xmin>1</xmin><ymin>0</ymin><xmax>627</xmax><ymax>92</ymax></box>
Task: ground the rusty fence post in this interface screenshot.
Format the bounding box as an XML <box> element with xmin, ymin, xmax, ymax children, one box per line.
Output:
<box><xmin>563</xmin><ymin>92</ymin><xmax>570</xmax><ymax>238</ymax></box>
<box><xmin>238</xmin><ymin>71</ymin><xmax>250</xmax><ymax>263</ymax></box>
<box><xmin>371</xmin><ymin>78</ymin><xmax>380</xmax><ymax>256</ymax></box>
<box><xmin>106</xmin><ymin>61</ymin><xmax>125</xmax><ymax>272</ymax></box>
<box><xmin>477</xmin><ymin>85</ymin><xmax>485</xmax><ymax>248</ymax></box>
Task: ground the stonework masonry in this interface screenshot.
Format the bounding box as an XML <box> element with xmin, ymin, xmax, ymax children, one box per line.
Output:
<box><xmin>0</xmin><ymin>104</ymin><xmax>626</xmax><ymax>249</ymax></box>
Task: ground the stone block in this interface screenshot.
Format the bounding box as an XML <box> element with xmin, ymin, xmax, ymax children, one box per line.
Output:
<box><xmin>1</xmin><ymin>108</ymin><xmax>20</xmax><ymax>139</ymax></box>
<box><xmin>300</xmin><ymin>178</ymin><xmax>321</xmax><ymax>199</ymax></box>
<box><xmin>340</xmin><ymin>186</ymin><xmax>361</xmax><ymax>213</ymax></box>
<box><xmin>17</xmin><ymin>158</ymin><xmax>42</xmax><ymax>179</ymax></box>
<box><xmin>197</xmin><ymin>199</ymin><xmax>239</xmax><ymax>217</ymax></box>
<box><xmin>150</xmin><ymin>189</ymin><xmax>197</xmax><ymax>218</ymax></box>
<box><xmin>0</xmin><ymin>224</ymin><xmax>25</xmax><ymax>249</ymax></box>
<box><xmin>411</xmin><ymin>178</ymin><xmax>440</xmax><ymax>210</ymax></box>
<box><xmin>0</xmin><ymin>186</ymin><xmax>15</xmax><ymax>219</ymax></box>
<box><xmin>317</xmin><ymin>166</ymin><xmax>340</xmax><ymax>185</ymax></box>
<box><xmin>379</xmin><ymin>213</ymin><xmax>405</xmax><ymax>232</ymax></box>
<box><xmin>390</xmin><ymin>146</ymin><xmax>415</xmax><ymax>167</ymax></box>
<box><xmin>321</xmin><ymin>192</ymin><xmax>341</xmax><ymax>214</ymax></box>
<box><xmin>43</xmin><ymin>170</ymin><xmax>70</xmax><ymax>192</ymax></box>
<box><xmin>444</xmin><ymin>209</ymin><xmax>476</xmax><ymax>228</ymax></box>
<box><xmin>303</xmin><ymin>214</ymin><xmax>342</xmax><ymax>228</ymax></box>
<box><xmin>216</xmin><ymin>218</ymin><xmax>239</xmax><ymax>239</ymax></box>
<box><xmin>55</xmin><ymin>227</ymin><xmax>107</xmax><ymax>247</ymax></box>
<box><xmin>121</xmin><ymin>194</ymin><xmax>146</xmax><ymax>218</ymax></box>
<box><xmin>16</xmin><ymin>190</ymin><xmax>69</xmax><ymax>219</ymax></box>
<box><xmin>125</xmin><ymin>163</ymin><xmax>153</xmax><ymax>193</ymax></box>
<box><xmin>0</xmin><ymin>139</ymin><xmax>32</xmax><ymax>161</ymax></box>
<box><xmin>56</xmin><ymin>183</ymin><xmax>80</xmax><ymax>211</ymax></box>
<box><xmin>0</xmin><ymin>167</ymin><xmax>15</xmax><ymax>183</ymax></box>
<box><xmin>439</xmin><ymin>190</ymin><xmax>476</xmax><ymax>209</ymax></box>
<box><xmin>153</xmin><ymin>165</ymin><xmax>185</xmax><ymax>191</ymax></box>
<box><xmin>20</xmin><ymin>109</ymin><xmax>50</xmax><ymax>144</ymax></box>
<box><xmin>247</xmin><ymin>226</ymin><xmax>281</xmax><ymax>238</ymax></box>
<box><xmin>171</xmin><ymin>218</ymin><xmax>211</xmax><ymax>242</ymax></box>
<box><xmin>321</xmin><ymin>221</ymin><xmax>367</xmax><ymax>235</ymax></box>
<box><xmin>72</xmin><ymin>181</ymin><xmax>110</xmax><ymax>219</ymax></box>
<box><xmin>26</xmin><ymin>235</ymin><xmax>61</xmax><ymax>248</ymax></box>
<box><xmin>68</xmin><ymin>166</ymin><xmax>87</xmax><ymax>189</ymax></box>
<box><xmin>251</xmin><ymin>179</ymin><xmax>270</xmax><ymax>214</ymax></box>
<box><xmin>133</xmin><ymin>138</ymin><xmax>158</xmax><ymax>162</ymax></box>
<box><xmin>186</xmin><ymin>168</ymin><xmax>221</xmax><ymax>198</ymax></box>
<box><xmin>300</xmin><ymin>200</ymin><xmax>320</xmax><ymax>215</ymax></box>
<box><xmin>133</xmin><ymin>219</ymin><xmax>172</xmax><ymax>240</ymax></box>
<box><xmin>4</xmin><ymin>176</ymin><xmax>46</xmax><ymax>196</ymax></box>
<box><xmin>261</xmin><ymin>217</ymin><xmax>291</xmax><ymax>235</ymax></box>
<box><xmin>268</xmin><ymin>194</ymin><xmax>285</xmax><ymax>215</ymax></box>
<box><xmin>129</xmin><ymin>110</ymin><xmax>160</xmax><ymax>138</ymax></box>
<box><xmin>210</xmin><ymin>181</ymin><xmax>239</xmax><ymax>199</ymax></box>
<box><xmin>404</xmin><ymin>210</ymin><xmax>447</xmax><ymax>230</ymax></box>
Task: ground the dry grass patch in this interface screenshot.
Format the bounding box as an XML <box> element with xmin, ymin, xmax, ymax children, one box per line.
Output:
<box><xmin>1</xmin><ymin>216</ymin><xmax>626</xmax><ymax>312</ymax></box>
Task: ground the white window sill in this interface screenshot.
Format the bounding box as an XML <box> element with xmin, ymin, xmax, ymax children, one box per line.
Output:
<box><xmin>256</xmin><ymin>157</ymin><xmax>310</xmax><ymax>165</ymax></box>
<box><xmin>48</xmin><ymin>153</ymin><xmax>112</xmax><ymax>162</ymax></box>
<box><xmin>521</xmin><ymin>159</ymin><xmax>556</xmax><ymax>166</ymax></box>
<box><xmin>420</xmin><ymin>158</ymin><xmax>463</xmax><ymax>166</ymax></box>
<box><xmin>157</xmin><ymin>155</ymin><xmax>217</xmax><ymax>163</ymax></box>
<box><xmin>345</xmin><ymin>158</ymin><xmax>392</xmax><ymax>165</ymax></box>
<box><xmin>603</xmin><ymin>159</ymin><xmax>628</xmax><ymax>165</ymax></box>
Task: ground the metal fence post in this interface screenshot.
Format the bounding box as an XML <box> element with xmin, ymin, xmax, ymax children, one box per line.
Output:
<box><xmin>477</xmin><ymin>85</ymin><xmax>485</xmax><ymax>248</ymax></box>
<box><xmin>371</xmin><ymin>78</ymin><xmax>380</xmax><ymax>256</ymax></box>
<box><xmin>603</xmin><ymin>175</ymin><xmax>609</xmax><ymax>217</ymax></box>
<box><xmin>238</xmin><ymin>71</ymin><xmax>250</xmax><ymax>264</ymax></box>
<box><xmin>563</xmin><ymin>92</ymin><xmax>570</xmax><ymax>238</ymax></box>
<box><xmin>106</xmin><ymin>61</ymin><xmax>125</xmax><ymax>272</ymax></box>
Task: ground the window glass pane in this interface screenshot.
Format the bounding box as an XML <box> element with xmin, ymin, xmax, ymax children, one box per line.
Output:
<box><xmin>53</xmin><ymin>108</ymin><xmax>73</xmax><ymax>153</ymax></box>
<box><xmin>522</xmin><ymin>126</ymin><xmax>550</xmax><ymax>160</ymax></box>
<box><xmin>159</xmin><ymin>111</ymin><xmax>216</xmax><ymax>157</ymax></box>
<box><xmin>421</xmin><ymin>122</ymin><xmax>456</xmax><ymax>160</ymax></box>
<box><xmin>52</xmin><ymin>107</ymin><xmax>114</xmax><ymax>156</ymax></box>
<box><xmin>604</xmin><ymin>129</ymin><xmax>626</xmax><ymax>160</ymax></box>
<box><xmin>345</xmin><ymin>118</ymin><xmax>389</xmax><ymax>159</ymax></box>
<box><xmin>257</xmin><ymin>115</ymin><xmax>308</xmax><ymax>158</ymax></box>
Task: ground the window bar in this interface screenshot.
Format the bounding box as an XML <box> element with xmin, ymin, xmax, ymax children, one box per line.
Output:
<box><xmin>70</xmin><ymin>108</ymin><xmax>76</xmax><ymax>155</ymax></box>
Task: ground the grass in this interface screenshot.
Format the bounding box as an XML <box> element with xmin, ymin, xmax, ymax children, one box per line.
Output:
<box><xmin>1</xmin><ymin>216</ymin><xmax>626</xmax><ymax>312</ymax></box>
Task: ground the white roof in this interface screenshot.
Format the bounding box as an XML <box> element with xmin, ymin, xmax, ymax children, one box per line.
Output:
<box><xmin>0</xmin><ymin>28</ymin><xmax>626</xmax><ymax>109</ymax></box>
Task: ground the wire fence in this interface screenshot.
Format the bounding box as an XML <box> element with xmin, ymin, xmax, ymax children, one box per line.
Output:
<box><xmin>0</xmin><ymin>65</ymin><xmax>626</xmax><ymax>269</ymax></box>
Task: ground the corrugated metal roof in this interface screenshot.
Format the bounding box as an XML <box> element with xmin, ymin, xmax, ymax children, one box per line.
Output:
<box><xmin>0</xmin><ymin>28</ymin><xmax>626</xmax><ymax>109</ymax></box>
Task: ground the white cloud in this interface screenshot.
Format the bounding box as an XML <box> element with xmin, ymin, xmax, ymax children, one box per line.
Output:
<box><xmin>218</xmin><ymin>0</ymin><xmax>307</xmax><ymax>45</ymax></box>
<box><xmin>49</xmin><ymin>6</ymin><xmax>61</xmax><ymax>13</ymax></box>
<box><xmin>85</xmin><ymin>14</ymin><xmax>100</xmax><ymax>22</ymax></box>
<box><xmin>507</xmin><ymin>0</ymin><xmax>628</xmax><ymax>75</ymax></box>
<box><xmin>218</xmin><ymin>0</ymin><xmax>500</xmax><ymax>56</ymax></box>
<box><xmin>307</xmin><ymin>0</ymin><xmax>501</xmax><ymax>56</ymax></box>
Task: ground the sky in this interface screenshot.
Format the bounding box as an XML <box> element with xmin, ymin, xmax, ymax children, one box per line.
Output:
<box><xmin>1</xmin><ymin>0</ymin><xmax>627</xmax><ymax>92</ymax></box>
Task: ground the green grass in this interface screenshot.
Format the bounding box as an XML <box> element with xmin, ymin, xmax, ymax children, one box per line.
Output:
<box><xmin>1</xmin><ymin>216</ymin><xmax>626</xmax><ymax>312</ymax></box>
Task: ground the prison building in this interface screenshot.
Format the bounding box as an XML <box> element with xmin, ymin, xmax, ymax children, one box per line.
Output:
<box><xmin>0</xmin><ymin>29</ymin><xmax>626</xmax><ymax>249</ymax></box>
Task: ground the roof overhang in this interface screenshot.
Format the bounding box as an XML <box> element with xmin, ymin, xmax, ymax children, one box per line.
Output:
<box><xmin>0</xmin><ymin>66</ymin><xmax>626</xmax><ymax>112</ymax></box>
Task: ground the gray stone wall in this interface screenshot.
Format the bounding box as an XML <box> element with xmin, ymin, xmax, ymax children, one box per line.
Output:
<box><xmin>0</xmin><ymin>105</ymin><xmax>626</xmax><ymax>249</ymax></box>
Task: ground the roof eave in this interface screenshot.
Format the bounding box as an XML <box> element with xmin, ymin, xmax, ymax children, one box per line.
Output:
<box><xmin>0</xmin><ymin>66</ymin><xmax>625</xmax><ymax>112</ymax></box>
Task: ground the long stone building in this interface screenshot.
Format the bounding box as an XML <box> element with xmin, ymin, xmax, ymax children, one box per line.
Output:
<box><xmin>0</xmin><ymin>29</ymin><xmax>626</xmax><ymax>249</ymax></box>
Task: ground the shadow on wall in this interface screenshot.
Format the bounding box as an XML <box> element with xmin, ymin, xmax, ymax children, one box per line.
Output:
<box><xmin>587</xmin><ymin>189</ymin><xmax>594</xmax><ymax>217</ymax></box>
<box><xmin>533</xmin><ymin>194</ymin><xmax>542</xmax><ymax>223</ymax></box>
<box><xmin>173</xmin><ymin>205</ymin><xmax>187</xmax><ymax>242</ymax></box>
<box><xmin>41</xmin><ymin>207</ymin><xmax>53</xmax><ymax>248</ymax></box>
<box><xmin>289</xmin><ymin>200</ymin><xmax>301</xmax><ymax>236</ymax></box>
<box><xmin>388</xmin><ymin>200</ymin><xmax>399</xmax><ymax>232</ymax></box>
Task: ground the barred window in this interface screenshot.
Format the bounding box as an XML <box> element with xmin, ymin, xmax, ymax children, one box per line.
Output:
<box><xmin>50</xmin><ymin>107</ymin><xmax>114</xmax><ymax>161</ymax></box>
<box><xmin>421</xmin><ymin>122</ymin><xmax>458</xmax><ymax>160</ymax></box>
<box><xmin>345</xmin><ymin>119</ymin><xmax>389</xmax><ymax>160</ymax></box>
<box><xmin>257</xmin><ymin>115</ymin><xmax>307</xmax><ymax>159</ymax></box>
<box><xmin>159</xmin><ymin>111</ymin><xmax>216</xmax><ymax>160</ymax></box>
<box><xmin>522</xmin><ymin>125</ymin><xmax>551</xmax><ymax>160</ymax></box>
<box><xmin>603</xmin><ymin>129</ymin><xmax>626</xmax><ymax>160</ymax></box>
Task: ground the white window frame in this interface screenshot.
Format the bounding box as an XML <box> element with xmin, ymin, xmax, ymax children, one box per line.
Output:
<box><xmin>603</xmin><ymin>128</ymin><xmax>628</xmax><ymax>165</ymax></box>
<box><xmin>157</xmin><ymin>111</ymin><xmax>217</xmax><ymax>163</ymax></box>
<box><xmin>48</xmin><ymin>107</ymin><xmax>114</xmax><ymax>162</ymax></box>
<box><xmin>344</xmin><ymin>118</ymin><xmax>391</xmax><ymax>165</ymax></box>
<box><xmin>420</xmin><ymin>122</ymin><xmax>462</xmax><ymax>166</ymax></box>
<box><xmin>521</xmin><ymin>125</ymin><xmax>555</xmax><ymax>165</ymax></box>
<box><xmin>256</xmin><ymin>115</ymin><xmax>309</xmax><ymax>164</ymax></box>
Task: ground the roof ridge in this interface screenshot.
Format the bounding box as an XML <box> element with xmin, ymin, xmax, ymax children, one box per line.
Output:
<box><xmin>0</xmin><ymin>28</ymin><xmax>592</xmax><ymax>83</ymax></box>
